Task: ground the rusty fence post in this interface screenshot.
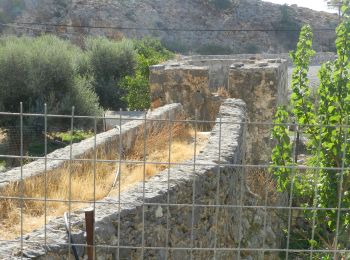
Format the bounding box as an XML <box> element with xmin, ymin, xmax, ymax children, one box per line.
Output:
<box><xmin>85</xmin><ymin>209</ymin><xmax>95</xmax><ymax>260</ymax></box>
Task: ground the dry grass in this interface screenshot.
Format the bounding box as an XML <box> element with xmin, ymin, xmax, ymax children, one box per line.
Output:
<box><xmin>113</xmin><ymin>120</ymin><xmax>208</xmax><ymax>193</ymax></box>
<box><xmin>216</xmin><ymin>86</ymin><xmax>230</xmax><ymax>98</ymax></box>
<box><xmin>0</xmin><ymin>129</ymin><xmax>5</xmax><ymax>142</ymax></box>
<box><xmin>246</xmin><ymin>168</ymin><xmax>279</xmax><ymax>205</ymax></box>
<box><xmin>0</xmin><ymin>120</ymin><xmax>209</xmax><ymax>239</ymax></box>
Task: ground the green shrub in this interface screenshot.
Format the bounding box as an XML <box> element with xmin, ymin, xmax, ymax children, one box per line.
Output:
<box><xmin>121</xmin><ymin>38</ymin><xmax>174</xmax><ymax>110</ymax></box>
<box><xmin>133</xmin><ymin>37</ymin><xmax>173</xmax><ymax>62</ymax></box>
<box><xmin>271</xmin><ymin>3</ymin><xmax>350</xmax><ymax>255</ymax></box>
<box><xmin>83</xmin><ymin>37</ymin><xmax>137</xmax><ymax>110</ymax></box>
<box><xmin>121</xmin><ymin>71</ymin><xmax>150</xmax><ymax>110</ymax></box>
<box><xmin>0</xmin><ymin>35</ymin><xmax>102</xmax><ymax>132</ymax></box>
<box><xmin>54</xmin><ymin>130</ymin><xmax>94</xmax><ymax>143</ymax></box>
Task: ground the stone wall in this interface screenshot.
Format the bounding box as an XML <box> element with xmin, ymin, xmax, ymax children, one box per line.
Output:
<box><xmin>149</xmin><ymin>56</ymin><xmax>288</xmax><ymax>163</ymax></box>
<box><xmin>0</xmin><ymin>99</ymin><xmax>284</xmax><ymax>259</ymax></box>
<box><xmin>149</xmin><ymin>63</ymin><xmax>222</xmax><ymax>129</ymax></box>
<box><xmin>104</xmin><ymin>111</ymin><xmax>145</xmax><ymax>130</ymax></box>
<box><xmin>0</xmin><ymin>104</ymin><xmax>183</xmax><ymax>190</ymax></box>
<box><xmin>229</xmin><ymin>59</ymin><xmax>289</xmax><ymax>163</ymax></box>
<box><xmin>185</xmin><ymin>52</ymin><xmax>337</xmax><ymax>67</ymax></box>
<box><xmin>186</xmin><ymin>59</ymin><xmax>239</xmax><ymax>90</ymax></box>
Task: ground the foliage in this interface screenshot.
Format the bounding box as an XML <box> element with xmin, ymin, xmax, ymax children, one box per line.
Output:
<box><xmin>290</xmin><ymin>25</ymin><xmax>317</xmax><ymax>133</ymax></box>
<box><xmin>83</xmin><ymin>37</ymin><xmax>137</xmax><ymax>110</ymax></box>
<box><xmin>0</xmin><ymin>35</ymin><xmax>102</xmax><ymax>122</ymax></box>
<box><xmin>121</xmin><ymin>70</ymin><xmax>150</xmax><ymax>110</ymax></box>
<box><xmin>25</xmin><ymin>129</ymin><xmax>94</xmax><ymax>158</ymax></box>
<box><xmin>133</xmin><ymin>37</ymin><xmax>173</xmax><ymax>65</ymax></box>
<box><xmin>0</xmin><ymin>160</ymin><xmax>5</xmax><ymax>171</ymax></box>
<box><xmin>270</xmin><ymin>107</ymin><xmax>293</xmax><ymax>192</ymax></box>
<box><xmin>121</xmin><ymin>37</ymin><xmax>174</xmax><ymax>110</ymax></box>
<box><xmin>271</xmin><ymin>1</ymin><xmax>350</xmax><ymax>255</ymax></box>
<box><xmin>53</xmin><ymin>130</ymin><xmax>94</xmax><ymax>143</ymax></box>
<box><xmin>0</xmin><ymin>35</ymin><xmax>102</xmax><ymax>158</ymax></box>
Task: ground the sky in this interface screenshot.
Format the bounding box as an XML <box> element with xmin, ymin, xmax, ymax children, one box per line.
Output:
<box><xmin>262</xmin><ymin>0</ymin><xmax>337</xmax><ymax>13</ymax></box>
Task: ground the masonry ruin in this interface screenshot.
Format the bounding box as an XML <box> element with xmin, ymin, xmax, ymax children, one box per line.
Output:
<box><xmin>0</xmin><ymin>55</ymin><xmax>289</xmax><ymax>259</ymax></box>
<box><xmin>0</xmin><ymin>99</ymin><xmax>284</xmax><ymax>259</ymax></box>
<box><xmin>150</xmin><ymin>55</ymin><xmax>288</xmax><ymax>163</ymax></box>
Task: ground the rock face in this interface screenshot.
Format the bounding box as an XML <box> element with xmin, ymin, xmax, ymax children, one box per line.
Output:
<box><xmin>0</xmin><ymin>99</ymin><xmax>285</xmax><ymax>259</ymax></box>
<box><xmin>9</xmin><ymin>0</ymin><xmax>339</xmax><ymax>53</ymax></box>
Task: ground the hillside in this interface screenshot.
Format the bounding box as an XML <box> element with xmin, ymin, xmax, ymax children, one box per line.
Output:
<box><xmin>3</xmin><ymin>0</ymin><xmax>339</xmax><ymax>53</ymax></box>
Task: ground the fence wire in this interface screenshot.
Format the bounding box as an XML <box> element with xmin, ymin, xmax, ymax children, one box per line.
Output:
<box><xmin>0</xmin><ymin>105</ymin><xmax>350</xmax><ymax>259</ymax></box>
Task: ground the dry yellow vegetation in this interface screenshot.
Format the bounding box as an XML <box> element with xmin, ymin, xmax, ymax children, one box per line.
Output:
<box><xmin>0</xmin><ymin>121</ymin><xmax>208</xmax><ymax>239</ymax></box>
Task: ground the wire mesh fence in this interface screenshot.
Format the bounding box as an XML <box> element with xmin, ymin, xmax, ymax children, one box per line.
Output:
<box><xmin>0</xmin><ymin>102</ymin><xmax>350</xmax><ymax>259</ymax></box>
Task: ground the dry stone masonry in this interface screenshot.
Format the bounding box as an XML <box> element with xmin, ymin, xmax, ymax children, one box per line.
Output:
<box><xmin>0</xmin><ymin>99</ymin><xmax>284</xmax><ymax>259</ymax></box>
<box><xmin>228</xmin><ymin>58</ymin><xmax>288</xmax><ymax>163</ymax></box>
<box><xmin>150</xmin><ymin>63</ymin><xmax>222</xmax><ymax>129</ymax></box>
<box><xmin>150</xmin><ymin>55</ymin><xmax>288</xmax><ymax>163</ymax></box>
<box><xmin>0</xmin><ymin>55</ymin><xmax>290</xmax><ymax>258</ymax></box>
<box><xmin>0</xmin><ymin>104</ymin><xmax>183</xmax><ymax>191</ymax></box>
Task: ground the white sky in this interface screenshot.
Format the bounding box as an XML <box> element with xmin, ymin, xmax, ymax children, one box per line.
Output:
<box><xmin>262</xmin><ymin>0</ymin><xmax>337</xmax><ymax>13</ymax></box>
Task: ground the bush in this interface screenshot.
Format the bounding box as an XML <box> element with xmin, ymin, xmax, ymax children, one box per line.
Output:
<box><xmin>0</xmin><ymin>35</ymin><xmax>102</xmax><ymax>132</ymax></box>
<box><xmin>121</xmin><ymin>38</ymin><xmax>174</xmax><ymax>110</ymax></box>
<box><xmin>121</xmin><ymin>72</ymin><xmax>150</xmax><ymax>110</ymax></box>
<box><xmin>271</xmin><ymin>6</ymin><xmax>350</xmax><ymax>255</ymax></box>
<box><xmin>133</xmin><ymin>37</ymin><xmax>173</xmax><ymax>62</ymax></box>
<box><xmin>83</xmin><ymin>37</ymin><xmax>137</xmax><ymax>110</ymax></box>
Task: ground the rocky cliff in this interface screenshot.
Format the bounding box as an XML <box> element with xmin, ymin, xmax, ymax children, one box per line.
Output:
<box><xmin>3</xmin><ymin>0</ymin><xmax>339</xmax><ymax>53</ymax></box>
